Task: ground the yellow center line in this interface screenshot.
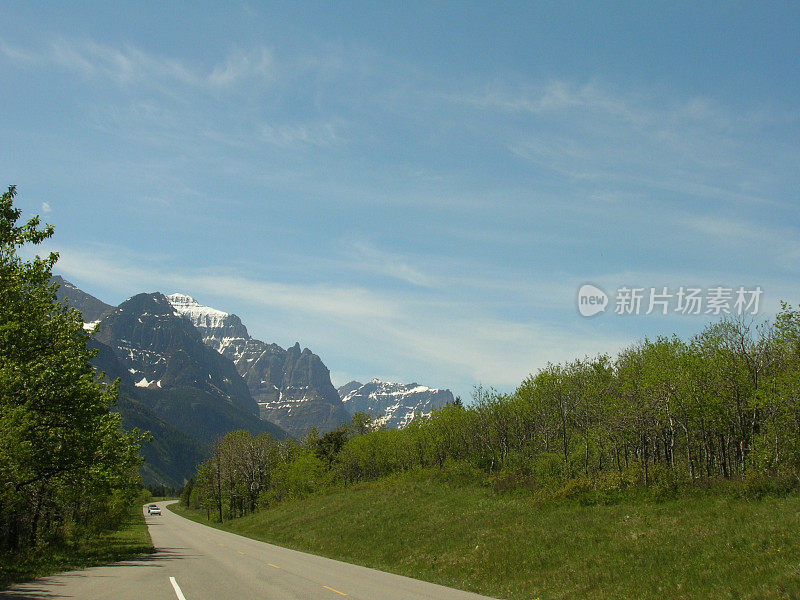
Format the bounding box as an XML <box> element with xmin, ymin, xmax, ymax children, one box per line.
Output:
<box><xmin>266</xmin><ymin>563</ymin><xmax>280</xmax><ymax>569</ymax></box>
<box><xmin>237</xmin><ymin>551</ymin><xmax>245</xmax><ymax>555</ymax></box>
<box><xmin>322</xmin><ymin>585</ymin><xmax>348</xmax><ymax>596</ymax></box>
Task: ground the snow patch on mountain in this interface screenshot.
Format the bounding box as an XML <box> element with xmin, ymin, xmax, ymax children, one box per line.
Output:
<box><xmin>167</xmin><ymin>293</ymin><xmax>232</xmax><ymax>330</ymax></box>
<box><xmin>166</xmin><ymin>292</ymin><xmax>350</xmax><ymax>436</ymax></box>
<box><xmin>167</xmin><ymin>293</ymin><xmax>252</xmax><ymax>360</ymax></box>
<box><xmin>338</xmin><ymin>379</ymin><xmax>454</xmax><ymax>429</ymax></box>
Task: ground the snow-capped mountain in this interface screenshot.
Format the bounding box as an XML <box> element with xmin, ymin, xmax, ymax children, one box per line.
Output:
<box><xmin>94</xmin><ymin>293</ymin><xmax>256</xmax><ymax>412</ymax></box>
<box><xmin>167</xmin><ymin>293</ymin><xmax>350</xmax><ymax>437</ymax></box>
<box><xmin>338</xmin><ymin>379</ymin><xmax>454</xmax><ymax>429</ymax></box>
<box><xmin>90</xmin><ymin>291</ymin><xmax>285</xmax><ymax>482</ymax></box>
<box><xmin>166</xmin><ymin>293</ymin><xmax>250</xmax><ymax>355</ymax></box>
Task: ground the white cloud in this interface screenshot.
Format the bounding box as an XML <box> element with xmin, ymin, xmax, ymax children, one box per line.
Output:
<box><xmin>2</xmin><ymin>37</ymin><xmax>275</xmax><ymax>93</ymax></box>
<box><xmin>0</xmin><ymin>37</ymin><xmax>37</xmax><ymax>63</ymax></box>
<box><xmin>7</xmin><ymin>31</ymin><xmax>797</xmax><ymax>398</ymax></box>
<box><xmin>208</xmin><ymin>47</ymin><xmax>273</xmax><ymax>87</ymax></box>
<box><xmin>439</xmin><ymin>79</ymin><xmax>797</xmax><ymax>211</ymax></box>
<box><xmin>50</xmin><ymin>247</ymin><xmax>396</xmax><ymax>321</ymax></box>
<box><xmin>191</xmin><ymin>274</ymin><xmax>398</xmax><ymax>321</ymax></box>
<box><xmin>684</xmin><ymin>215</ymin><xmax>762</xmax><ymax>241</ymax></box>
<box><xmin>45</xmin><ymin>244</ymin><xmax>630</xmax><ymax>394</ymax></box>
<box><xmin>684</xmin><ymin>215</ymin><xmax>800</xmax><ymax>273</ymax></box>
<box><xmin>345</xmin><ymin>241</ymin><xmax>437</xmax><ymax>288</ymax></box>
<box><xmin>444</xmin><ymin>80</ymin><xmax>647</xmax><ymax>126</ymax></box>
<box><xmin>259</xmin><ymin>120</ymin><xmax>344</xmax><ymax>149</ymax></box>
<box><xmin>41</xmin><ymin>202</ymin><xmax>51</xmax><ymax>213</ymax></box>
<box><xmin>447</xmin><ymin>80</ymin><xmax>796</xmax><ymax>133</ymax></box>
<box><xmin>49</xmin><ymin>39</ymin><xmax>200</xmax><ymax>87</ymax></box>
<box><xmin>377</xmin><ymin>313</ymin><xmax>629</xmax><ymax>387</ymax></box>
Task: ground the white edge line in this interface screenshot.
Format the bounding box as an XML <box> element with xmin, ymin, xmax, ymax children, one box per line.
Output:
<box><xmin>170</xmin><ymin>576</ymin><xmax>188</xmax><ymax>600</ymax></box>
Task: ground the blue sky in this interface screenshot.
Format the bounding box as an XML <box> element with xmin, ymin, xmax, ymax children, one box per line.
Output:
<box><xmin>2</xmin><ymin>2</ymin><xmax>798</xmax><ymax>401</ymax></box>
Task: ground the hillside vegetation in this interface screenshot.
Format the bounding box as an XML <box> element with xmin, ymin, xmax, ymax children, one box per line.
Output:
<box><xmin>177</xmin><ymin>302</ymin><xmax>800</xmax><ymax>598</ymax></box>
<box><xmin>1</xmin><ymin>495</ymin><xmax>153</xmax><ymax>588</ymax></box>
<box><xmin>183</xmin><ymin>304</ymin><xmax>800</xmax><ymax>518</ymax></box>
<box><xmin>174</xmin><ymin>466</ymin><xmax>800</xmax><ymax>600</ymax></box>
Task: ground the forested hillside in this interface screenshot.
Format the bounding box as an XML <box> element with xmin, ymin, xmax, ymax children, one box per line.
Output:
<box><xmin>179</xmin><ymin>305</ymin><xmax>800</xmax><ymax>600</ymax></box>
<box><xmin>184</xmin><ymin>305</ymin><xmax>800</xmax><ymax>518</ymax></box>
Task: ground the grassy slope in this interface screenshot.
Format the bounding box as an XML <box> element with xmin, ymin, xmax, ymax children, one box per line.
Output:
<box><xmin>172</xmin><ymin>469</ymin><xmax>800</xmax><ymax>600</ymax></box>
<box><xmin>0</xmin><ymin>503</ymin><xmax>154</xmax><ymax>589</ymax></box>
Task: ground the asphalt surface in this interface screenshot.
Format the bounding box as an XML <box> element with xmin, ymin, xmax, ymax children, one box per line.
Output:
<box><xmin>0</xmin><ymin>501</ymin><xmax>498</xmax><ymax>599</ymax></box>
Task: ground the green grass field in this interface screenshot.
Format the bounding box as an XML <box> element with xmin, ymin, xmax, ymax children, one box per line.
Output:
<box><xmin>0</xmin><ymin>502</ymin><xmax>154</xmax><ymax>589</ymax></box>
<box><xmin>173</xmin><ymin>468</ymin><xmax>800</xmax><ymax>600</ymax></box>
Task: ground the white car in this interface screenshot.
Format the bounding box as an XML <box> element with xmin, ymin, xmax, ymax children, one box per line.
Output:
<box><xmin>147</xmin><ymin>504</ymin><xmax>162</xmax><ymax>516</ymax></box>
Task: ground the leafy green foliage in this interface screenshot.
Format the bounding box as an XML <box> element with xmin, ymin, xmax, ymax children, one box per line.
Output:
<box><xmin>0</xmin><ymin>186</ymin><xmax>145</xmax><ymax>559</ymax></box>
<box><xmin>0</xmin><ymin>492</ymin><xmax>153</xmax><ymax>588</ymax></box>
<box><xmin>184</xmin><ymin>303</ymin><xmax>800</xmax><ymax>523</ymax></box>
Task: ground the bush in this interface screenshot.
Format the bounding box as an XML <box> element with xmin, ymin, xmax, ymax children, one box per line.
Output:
<box><xmin>553</xmin><ymin>476</ymin><xmax>597</xmax><ymax>504</ymax></box>
<box><xmin>529</xmin><ymin>452</ymin><xmax>566</xmax><ymax>487</ymax></box>
<box><xmin>739</xmin><ymin>471</ymin><xmax>799</xmax><ymax>500</ymax></box>
<box><xmin>646</xmin><ymin>464</ymin><xmax>683</xmax><ymax>502</ymax></box>
<box><xmin>490</xmin><ymin>468</ymin><xmax>532</xmax><ymax>492</ymax></box>
<box><xmin>486</xmin><ymin>451</ymin><xmax>533</xmax><ymax>492</ymax></box>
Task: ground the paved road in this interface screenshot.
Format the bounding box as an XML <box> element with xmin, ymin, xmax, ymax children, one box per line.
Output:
<box><xmin>1</xmin><ymin>501</ymin><xmax>498</xmax><ymax>599</ymax></box>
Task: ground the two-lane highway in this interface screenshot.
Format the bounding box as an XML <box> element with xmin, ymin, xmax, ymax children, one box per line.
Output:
<box><xmin>1</xmin><ymin>501</ymin><xmax>498</xmax><ymax>599</ymax></box>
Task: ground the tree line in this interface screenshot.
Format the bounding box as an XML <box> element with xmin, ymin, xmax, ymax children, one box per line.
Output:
<box><xmin>184</xmin><ymin>304</ymin><xmax>800</xmax><ymax>519</ymax></box>
<box><xmin>0</xmin><ymin>186</ymin><xmax>144</xmax><ymax>558</ymax></box>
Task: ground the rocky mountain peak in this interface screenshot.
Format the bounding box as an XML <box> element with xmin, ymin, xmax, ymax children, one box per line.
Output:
<box><xmin>338</xmin><ymin>379</ymin><xmax>454</xmax><ymax>429</ymax></box>
<box><xmin>52</xmin><ymin>275</ymin><xmax>114</xmax><ymax>323</ymax></box>
<box><xmin>94</xmin><ymin>292</ymin><xmax>256</xmax><ymax>414</ymax></box>
<box><xmin>337</xmin><ymin>380</ymin><xmax>363</xmax><ymax>398</ymax></box>
<box><xmin>167</xmin><ymin>295</ymin><xmax>350</xmax><ymax>437</ymax></box>
<box><xmin>167</xmin><ymin>293</ymin><xmax>250</xmax><ymax>352</ymax></box>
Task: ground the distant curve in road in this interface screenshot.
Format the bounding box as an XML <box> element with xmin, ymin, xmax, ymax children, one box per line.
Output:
<box><xmin>0</xmin><ymin>501</ymin><xmax>498</xmax><ymax>600</ymax></box>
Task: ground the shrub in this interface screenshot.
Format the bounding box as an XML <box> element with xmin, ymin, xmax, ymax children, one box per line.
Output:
<box><xmin>532</xmin><ymin>452</ymin><xmax>566</xmax><ymax>485</ymax></box>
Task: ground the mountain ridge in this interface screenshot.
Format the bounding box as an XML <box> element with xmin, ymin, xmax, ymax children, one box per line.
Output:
<box><xmin>52</xmin><ymin>277</ymin><xmax>455</xmax><ymax>485</ymax></box>
<box><xmin>167</xmin><ymin>293</ymin><xmax>351</xmax><ymax>437</ymax></box>
<box><xmin>53</xmin><ymin>275</ymin><xmax>114</xmax><ymax>323</ymax></box>
<box><xmin>338</xmin><ymin>379</ymin><xmax>454</xmax><ymax>428</ymax></box>
<box><xmin>53</xmin><ymin>277</ymin><xmax>287</xmax><ymax>486</ymax></box>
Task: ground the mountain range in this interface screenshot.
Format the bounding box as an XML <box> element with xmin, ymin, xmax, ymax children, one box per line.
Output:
<box><xmin>338</xmin><ymin>379</ymin><xmax>454</xmax><ymax>428</ymax></box>
<box><xmin>167</xmin><ymin>294</ymin><xmax>350</xmax><ymax>438</ymax></box>
<box><xmin>54</xmin><ymin>277</ymin><xmax>454</xmax><ymax>486</ymax></box>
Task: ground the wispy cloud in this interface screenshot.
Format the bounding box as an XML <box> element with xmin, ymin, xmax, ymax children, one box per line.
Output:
<box><xmin>6</xmin><ymin>26</ymin><xmax>798</xmax><ymax>398</ymax></box>
<box><xmin>377</xmin><ymin>313</ymin><xmax>630</xmax><ymax>386</ymax></box>
<box><xmin>0</xmin><ymin>37</ymin><xmax>37</xmax><ymax>63</ymax></box>
<box><xmin>51</xmin><ymin>247</ymin><xmax>397</xmax><ymax>321</ymax></box>
<box><xmin>49</xmin><ymin>39</ymin><xmax>200</xmax><ymax>87</ymax></box>
<box><xmin>192</xmin><ymin>275</ymin><xmax>398</xmax><ymax>321</ymax></box>
<box><xmin>44</xmin><ymin>244</ymin><xmax>630</xmax><ymax>393</ymax></box>
<box><xmin>259</xmin><ymin>119</ymin><xmax>345</xmax><ymax>149</ymax></box>
<box><xmin>684</xmin><ymin>215</ymin><xmax>800</xmax><ymax>273</ymax></box>
<box><xmin>208</xmin><ymin>47</ymin><xmax>273</xmax><ymax>87</ymax></box>
<box><xmin>684</xmin><ymin>215</ymin><xmax>765</xmax><ymax>241</ymax></box>
<box><xmin>447</xmin><ymin>80</ymin><xmax>797</xmax><ymax>132</ymax></box>
<box><xmin>439</xmin><ymin>79</ymin><xmax>798</xmax><ymax>210</ymax></box>
<box><xmin>445</xmin><ymin>80</ymin><xmax>647</xmax><ymax>125</ymax></box>
<box><xmin>344</xmin><ymin>241</ymin><xmax>438</xmax><ymax>288</ymax></box>
<box><xmin>1</xmin><ymin>37</ymin><xmax>274</xmax><ymax>92</ymax></box>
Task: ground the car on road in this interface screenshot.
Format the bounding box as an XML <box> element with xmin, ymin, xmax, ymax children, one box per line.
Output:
<box><xmin>147</xmin><ymin>504</ymin><xmax>162</xmax><ymax>516</ymax></box>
